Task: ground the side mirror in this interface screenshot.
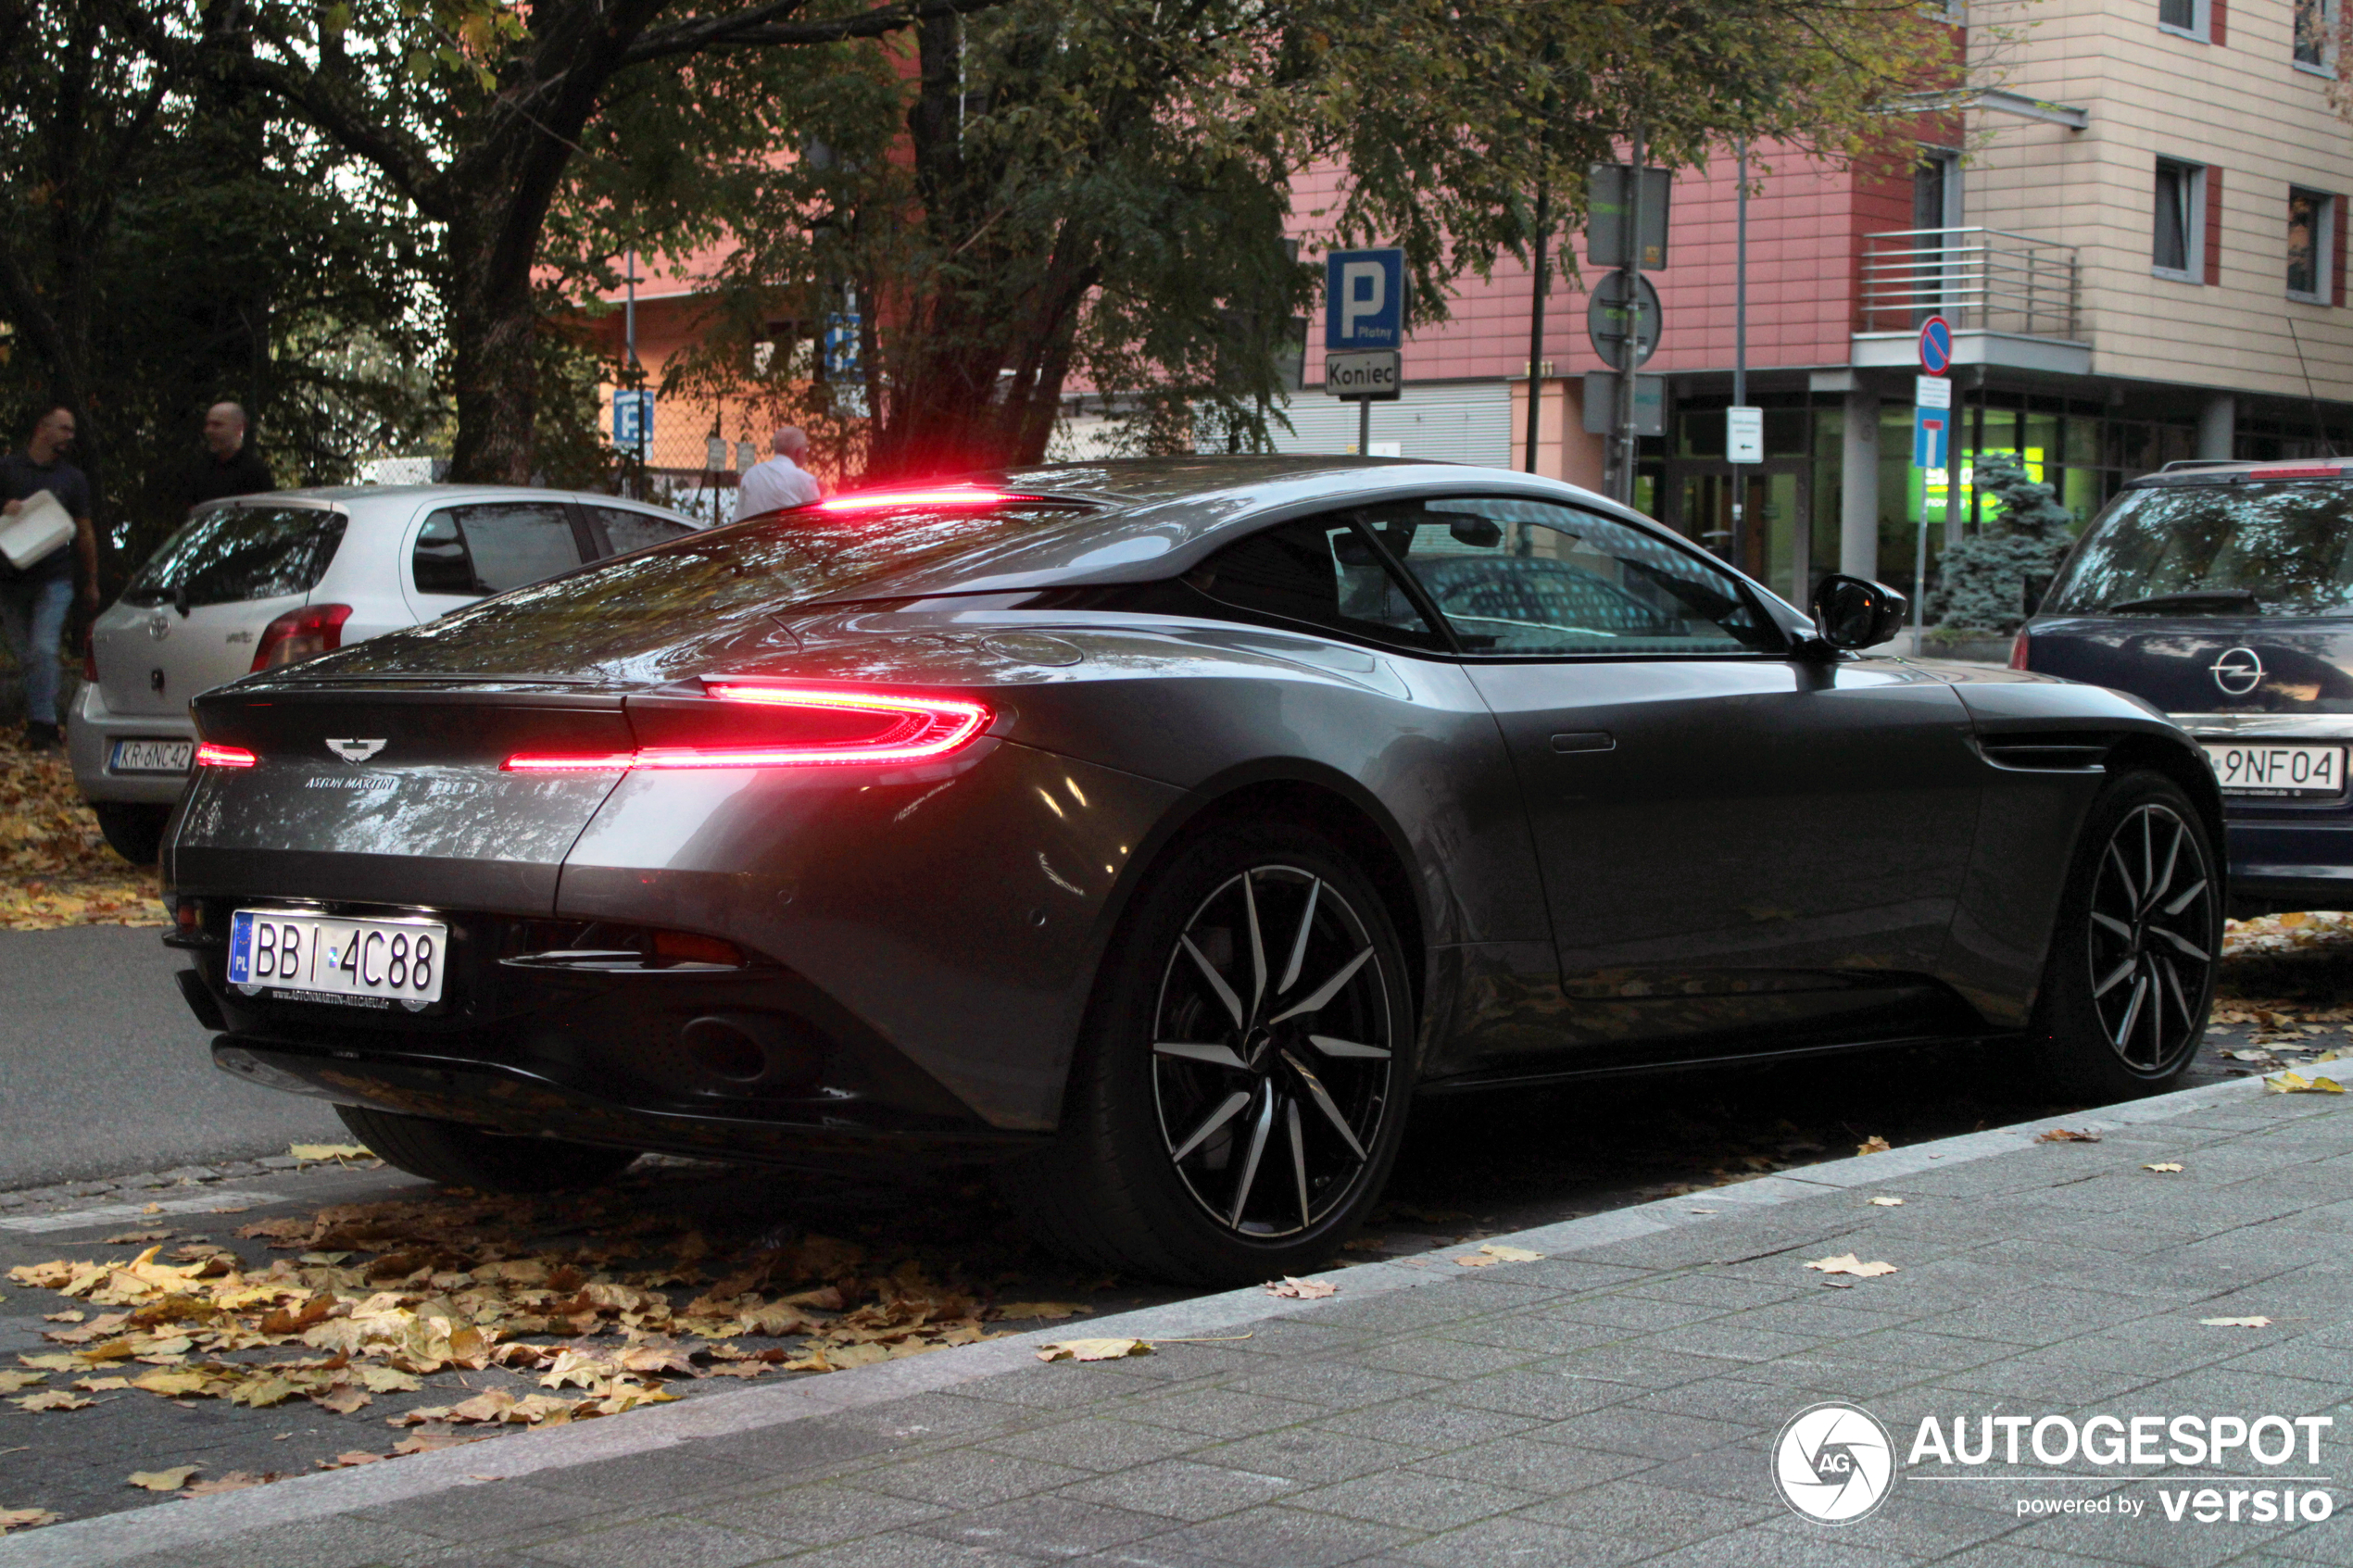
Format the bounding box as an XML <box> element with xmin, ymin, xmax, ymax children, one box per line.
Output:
<box><xmin>1808</xmin><ymin>574</ymin><xmax>1908</xmax><ymax>652</ymax></box>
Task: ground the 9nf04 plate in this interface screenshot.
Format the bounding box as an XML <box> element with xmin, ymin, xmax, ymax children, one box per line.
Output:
<box><xmin>2200</xmin><ymin>741</ymin><xmax>2347</xmax><ymax>799</ymax></box>
<box><xmin>227</xmin><ymin>909</ymin><xmax>447</xmax><ymax>1010</ymax></box>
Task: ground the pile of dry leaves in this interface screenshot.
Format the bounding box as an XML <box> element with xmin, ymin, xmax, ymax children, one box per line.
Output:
<box><xmin>0</xmin><ymin>734</ymin><xmax>164</xmax><ymax>929</ymax></box>
<box><xmin>3</xmin><ymin>1178</ymin><xmax>1092</xmax><ymax>1488</ymax></box>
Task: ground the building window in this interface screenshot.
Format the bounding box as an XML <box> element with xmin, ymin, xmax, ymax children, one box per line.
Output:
<box><xmin>2155</xmin><ymin>160</ymin><xmax>2205</xmax><ymax>280</ymax></box>
<box><xmin>2296</xmin><ymin>0</ymin><xmax>2333</xmax><ymax>69</ymax></box>
<box><xmin>2290</xmin><ymin>189</ymin><xmax>2335</xmax><ymax>300</ymax></box>
<box><xmin>2158</xmin><ymin>0</ymin><xmax>2208</xmax><ymax>41</ymax></box>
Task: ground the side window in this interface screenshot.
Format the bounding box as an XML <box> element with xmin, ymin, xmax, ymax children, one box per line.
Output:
<box><xmin>1189</xmin><ymin>515</ymin><xmax>1446</xmax><ymax>652</ymax></box>
<box><xmin>586</xmin><ymin>505</ymin><xmax>696</xmax><ymax>558</ymax></box>
<box><xmin>411</xmin><ymin>503</ymin><xmax>586</xmax><ymax>597</ymax></box>
<box><xmin>1365</xmin><ymin>497</ymin><xmax>1784</xmax><ymax>657</ymax></box>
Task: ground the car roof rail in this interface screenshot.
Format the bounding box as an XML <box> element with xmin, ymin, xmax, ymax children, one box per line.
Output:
<box><xmin>2157</xmin><ymin>459</ymin><xmax>2244</xmax><ymax>473</ymax></box>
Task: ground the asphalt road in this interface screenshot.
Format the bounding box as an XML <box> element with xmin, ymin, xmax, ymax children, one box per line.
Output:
<box><xmin>0</xmin><ymin>926</ymin><xmax>345</xmax><ymax>1189</ymax></box>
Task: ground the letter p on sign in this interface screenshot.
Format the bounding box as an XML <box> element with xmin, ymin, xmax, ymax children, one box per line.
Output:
<box><xmin>1327</xmin><ymin>248</ymin><xmax>1404</xmax><ymax>348</ymax></box>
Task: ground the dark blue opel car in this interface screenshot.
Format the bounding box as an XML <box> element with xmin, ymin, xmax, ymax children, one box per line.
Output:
<box><xmin>2019</xmin><ymin>457</ymin><xmax>2353</xmax><ymax>915</ymax></box>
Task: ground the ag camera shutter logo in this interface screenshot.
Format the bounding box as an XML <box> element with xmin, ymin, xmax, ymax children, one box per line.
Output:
<box><xmin>1774</xmin><ymin>1401</ymin><xmax>1896</xmax><ymax>1524</ymax></box>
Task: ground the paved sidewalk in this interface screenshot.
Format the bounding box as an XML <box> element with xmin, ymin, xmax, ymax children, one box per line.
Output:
<box><xmin>15</xmin><ymin>1074</ymin><xmax>2353</xmax><ymax>1568</ymax></box>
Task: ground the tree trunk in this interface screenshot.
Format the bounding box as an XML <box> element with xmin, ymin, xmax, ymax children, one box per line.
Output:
<box><xmin>445</xmin><ymin>208</ymin><xmax>542</xmax><ymax>484</ymax></box>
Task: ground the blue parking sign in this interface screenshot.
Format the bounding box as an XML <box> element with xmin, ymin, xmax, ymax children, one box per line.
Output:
<box><xmin>1326</xmin><ymin>248</ymin><xmax>1404</xmax><ymax>349</ymax></box>
<box><xmin>613</xmin><ymin>389</ymin><xmax>653</xmax><ymax>449</ymax></box>
<box><xmin>824</xmin><ymin>313</ymin><xmax>861</xmax><ymax>380</ymax></box>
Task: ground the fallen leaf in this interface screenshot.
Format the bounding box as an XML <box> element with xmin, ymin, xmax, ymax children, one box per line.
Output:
<box><xmin>1036</xmin><ymin>1337</ymin><xmax>1151</xmax><ymax>1362</ymax></box>
<box><xmin>71</xmin><ymin>1377</ymin><xmax>131</xmax><ymax>1392</ymax></box>
<box><xmin>180</xmin><ymin>1472</ymin><xmax>273</xmax><ymax>1497</ymax></box>
<box><xmin>0</xmin><ymin>1373</ymin><xmax>43</xmax><ymax>1394</ymax></box>
<box><xmin>11</xmin><ymin>1390</ymin><xmax>94</xmax><ymax>1411</ymax></box>
<box><xmin>2144</xmin><ymin>1162</ymin><xmax>2185</xmax><ymax>1173</ymax></box>
<box><xmin>1264</xmin><ymin>1277</ymin><xmax>1339</xmax><ymax>1299</ymax></box>
<box><xmin>2221</xmin><ymin>1048</ymin><xmax>2278</xmax><ymax>1061</ymax></box>
<box><xmin>357</xmin><ymin>1365</ymin><xmax>424</xmax><ymax>1395</ymax></box>
<box><xmin>1805</xmin><ymin>1254</ymin><xmax>1899</xmax><ymax>1279</ymax></box>
<box><xmin>310</xmin><ymin>1385</ymin><xmax>371</xmax><ymax>1415</ymax></box>
<box><xmin>2266</xmin><ymin>1072</ymin><xmax>2347</xmax><ymax>1095</ymax></box>
<box><xmin>103</xmin><ymin>1230</ymin><xmax>171</xmax><ymax>1245</ymax></box>
<box><xmin>0</xmin><ymin>1508</ymin><xmax>63</xmax><ymax>1534</ymax></box>
<box><xmin>126</xmin><ymin>1467</ymin><xmax>200</xmax><ymax>1492</ymax></box>
<box><xmin>2199</xmin><ymin>1315</ymin><xmax>2272</xmax><ymax>1328</ymax></box>
<box><xmin>1452</xmin><ymin>1254</ymin><xmax>1500</xmax><ymax>1268</ymax></box>
<box><xmin>288</xmin><ymin>1144</ymin><xmax>373</xmax><ymax>1162</ymax></box>
<box><xmin>1856</xmin><ymin>1135</ymin><xmax>1892</xmax><ymax>1156</ymax></box>
<box><xmin>993</xmin><ymin>1301</ymin><xmax>1090</xmax><ymax>1321</ymax></box>
<box><xmin>1478</xmin><ymin>1245</ymin><xmax>1544</xmax><ymax>1262</ymax></box>
<box><xmin>2036</xmin><ymin>1128</ymin><xmax>2103</xmax><ymax>1143</ymax></box>
<box><xmin>315</xmin><ymin>1451</ymin><xmax>384</xmax><ymax>1470</ymax></box>
<box><xmin>1868</xmin><ymin>1197</ymin><xmax>1905</xmax><ymax>1207</ymax></box>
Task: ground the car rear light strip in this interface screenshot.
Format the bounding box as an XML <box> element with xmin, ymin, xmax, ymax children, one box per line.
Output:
<box><xmin>194</xmin><ymin>742</ymin><xmax>258</xmax><ymax>768</ymax></box>
<box><xmin>812</xmin><ymin>483</ymin><xmax>1036</xmax><ymax>513</ymax></box>
<box><xmin>503</xmin><ymin>684</ymin><xmax>992</xmax><ymax>772</ymax></box>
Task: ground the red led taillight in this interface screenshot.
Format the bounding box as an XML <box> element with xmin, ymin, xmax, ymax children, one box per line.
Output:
<box><xmin>812</xmin><ymin>483</ymin><xmax>1034</xmax><ymax>513</ymax></box>
<box><xmin>2009</xmin><ymin>631</ymin><xmax>2031</xmax><ymax>671</ymax></box>
<box><xmin>194</xmin><ymin>742</ymin><xmax>257</xmax><ymax>768</ymax></box>
<box><xmin>502</xmin><ymin>683</ymin><xmax>993</xmax><ymax>772</ymax></box>
<box><xmin>252</xmin><ymin>603</ymin><xmax>353</xmax><ymax>671</ymax></box>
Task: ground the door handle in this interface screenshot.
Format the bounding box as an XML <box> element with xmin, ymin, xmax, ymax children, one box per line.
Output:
<box><xmin>1549</xmin><ymin>731</ymin><xmax>1616</xmax><ymax>754</ymax></box>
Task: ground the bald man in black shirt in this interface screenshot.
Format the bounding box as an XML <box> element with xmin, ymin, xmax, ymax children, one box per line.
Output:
<box><xmin>183</xmin><ymin>402</ymin><xmax>275</xmax><ymax>510</ymax></box>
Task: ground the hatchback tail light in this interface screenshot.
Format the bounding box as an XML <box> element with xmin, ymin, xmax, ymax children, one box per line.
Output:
<box><xmin>2008</xmin><ymin>631</ymin><xmax>2031</xmax><ymax>671</ymax></box>
<box><xmin>504</xmin><ymin>683</ymin><xmax>992</xmax><ymax>771</ymax></box>
<box><xmin>82</xmin><ymin>635</ymin><xmax>97</xmax><ymax>682</ymax></box>
<box><xmin>252</xmin><ymin>604</ymin><xmax>353</xmax><ymax>671</ymax></box>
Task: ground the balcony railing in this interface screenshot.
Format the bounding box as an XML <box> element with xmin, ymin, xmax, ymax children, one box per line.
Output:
<box><xmin>1858</xmin><ymin>227</ymin><xmax>2082</xmax><ymax>341</ymax></box>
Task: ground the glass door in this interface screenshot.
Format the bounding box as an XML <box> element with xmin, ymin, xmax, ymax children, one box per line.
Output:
<box><xmin>1670</xmin><ymin>465</ymin><xmax>1808</xmax><ymax>606</ymax></box>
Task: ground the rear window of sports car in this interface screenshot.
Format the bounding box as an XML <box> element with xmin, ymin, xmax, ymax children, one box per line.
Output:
<box><xmin>355</xmin><ymin>501</ymin><xmax>1094</xmax><ymax>652</ymax></box>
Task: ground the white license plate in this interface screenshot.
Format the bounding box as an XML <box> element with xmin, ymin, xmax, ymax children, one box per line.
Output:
<box><xmin>227</xmin><ymin>909</ymin><xmax>447</xmax><ymax>1010</ymax></box>
<box><xmin>110</xmin><ymin>738</ymin><xmax>192</xmax><ymax>774</ymax></box>
<box><xmin>2202</xmin><ymin>742</ymin><xmax>2347</xmax><ymax>799</ymax></box>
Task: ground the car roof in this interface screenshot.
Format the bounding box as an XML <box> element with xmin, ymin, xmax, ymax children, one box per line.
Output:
<box><xmin>781</xmin><ymin>457</ymin><xmax>1731</xmax><ymax>607</ymax></box>
<box><xmin>2131</xmin><ymin>456</ymin><xmax>2353</xmax><ymax>488</ymax></box>
<box><xmin>198</xmin><ymin>484</ymin><xmax>690</xmax><ymax>513</ymax></box>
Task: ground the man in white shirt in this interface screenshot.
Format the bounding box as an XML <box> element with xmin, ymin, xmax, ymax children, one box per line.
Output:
<box><xmin>736</xmin><ymin>426</ymin><xmax>822</xmax><ymax>518</ymax></box>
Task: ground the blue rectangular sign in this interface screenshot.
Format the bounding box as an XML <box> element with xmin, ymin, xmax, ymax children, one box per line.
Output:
<box><xmin>824</xmin><ymin>313</ymin><xmax>861</xmax><ymax>380</ymax></box>
<box><xmin>1912</xmin><ymin>407</ymin><xmax>1949</xmax><ymax>470</ymax></box>
<box><xmin>613</xmin><ymin>389</ymin><xmax>653</xmax><ymax>449</ymax></box>
<box><xmin>1326</xmin><ymin>248</ymin><xmax>1405</xmax><ymax>349</ymax></box>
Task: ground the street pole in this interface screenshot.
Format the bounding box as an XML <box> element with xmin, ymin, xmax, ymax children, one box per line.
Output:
<box><xmin>1358</xmin><ymin>395</ymin><xmax>1370</xmax><ymax>458</ymax></box>
<box><xmin>1731</xmin><ymin>139</ymin><xmax>1747</xmax><ymax>547</ymax></box>
<box><xmin>624</xmin><ymin>247</ymin><xmax>645</xmax><ymax>496</ymax></box>
<box><xmin>1612</xmin><ymin>123</ymin><xmax>1645</xmax><ymax>508</ymax></box>
<box><xmin>1525</xmin><ymin>182</ymin><xmax>1548</xmax><ymax>473</ymax></box>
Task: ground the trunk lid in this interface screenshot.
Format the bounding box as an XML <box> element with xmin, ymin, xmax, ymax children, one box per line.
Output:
<box><xmin>171</xmin><ymin>682</ymin><xmax>636</xmax><ymax>912</ymax></box>
<box><xmin>2022</xmin><ymin>614</ymin><xmax>2353</xmax><ymax>718</ymax></box>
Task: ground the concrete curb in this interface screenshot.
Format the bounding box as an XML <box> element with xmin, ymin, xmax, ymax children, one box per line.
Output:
<box><xmin>2</xmin><ymin>1071</ymin><xmax>2275</xmax><ymax>1566</ymax></box>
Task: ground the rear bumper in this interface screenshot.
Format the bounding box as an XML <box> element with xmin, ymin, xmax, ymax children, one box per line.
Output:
<box><xmin>2226</xmin><ymin>818</ymin><xmax>2353</xmax><ymax>912</ymax></box>
<box><xmin>70</xmin><ymin>682</ymin><xmax>195</xmax><ymax>805</ymax></box>
<box><xmin>172</xmin><ymin>903</ymin><xmax>1038</xmax><ymax>1167</ymax></box>
<box><xmin>210</xmin><ymin>1039</ymin><xmax>1041</xmax><ymax>1169</ymax></box>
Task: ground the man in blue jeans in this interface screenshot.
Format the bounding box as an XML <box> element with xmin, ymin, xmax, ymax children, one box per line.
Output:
<box><xmin>1</xmin><ymin>407</ymin><xmax>99</xmax><ymax>751</ymax></box>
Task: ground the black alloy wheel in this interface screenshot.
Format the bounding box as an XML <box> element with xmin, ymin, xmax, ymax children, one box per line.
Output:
<box><xmin>1008</xmin><ymin>822</ymin><xmax>1416</xmax><ymax>1285</ymax></box>
<box><xmin>2026</xmin><ymin>770</ymin><xmax>2219</xmax><ymax>1099</ymax></box>
<box><xmin>1151</xmin><ymin>865</ymin><xmax>1395</xmax><ymax>1239</ymax></box>
<box><xmin>2085</xmin><ymin>800</ymin><xmax>2215</xmax><ymax>1077</ymax></box>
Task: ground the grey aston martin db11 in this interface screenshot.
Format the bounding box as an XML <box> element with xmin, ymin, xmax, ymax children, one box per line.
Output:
<box><xmin>165</xmin><ymin>457</ymin><xmax>2221</xmax><ymax>1284</ymax></box>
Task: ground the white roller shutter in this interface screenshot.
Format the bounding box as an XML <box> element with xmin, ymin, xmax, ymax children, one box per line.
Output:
<box><xmin>1239</xmin><ymin>381</ymin><xmax>1515</xmax><ymax>468</ymax></box>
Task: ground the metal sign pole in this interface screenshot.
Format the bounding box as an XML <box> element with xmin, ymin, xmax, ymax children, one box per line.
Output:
<box><xmin>1525</xmin><ymin>182</ymin><xmax>1548</xmax><ymax>473</ymax></box>
<box><xmin>1731</xmin><ymin>140</ymin><xmax>1746</xmax><ymax>542</ymax></box>
<box><xmin>1613</xmin><ymin>123</ymin><xmax>1645</xmax><ymax>507</ymax></box>
<box><xmin>1358</xmin><ymin>395</ymin><xmax>1371</xmax><ymax>458</ymax></box>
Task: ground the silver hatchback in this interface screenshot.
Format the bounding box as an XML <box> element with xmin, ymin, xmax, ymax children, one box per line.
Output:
<box><xmin>72</xmin><ymin>484</ymin><xmax>701</xmax><ymax>862</ymax></box>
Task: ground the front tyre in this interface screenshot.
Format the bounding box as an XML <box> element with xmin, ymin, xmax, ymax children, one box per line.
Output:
<box><xmin>333</xmin><ymin>1105</ymin><xmax>638</xmax><ymax>1193</ymax></box>
<box><xmin>2027</xmin><ymin>769</ymin><xmax>2220</xmax><ymax>1101</ymax></box>
<box><xmin>1010</xmin><ymin>822</ymin><xmax>1416</xmax><ymax>1286</ymax></box>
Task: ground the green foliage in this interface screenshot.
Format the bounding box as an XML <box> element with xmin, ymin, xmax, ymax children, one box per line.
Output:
<box><xmin>1928</xmin><ymin>453</ymin><xmax>2077</xmax><ymax>635</ymax></box>
<box><xmin>0</xmin><ymin>0</ymin><xmax>442</xmax><ymax>578</ymax></box>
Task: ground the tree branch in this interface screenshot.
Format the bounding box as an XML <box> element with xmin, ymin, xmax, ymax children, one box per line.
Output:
<box><xmin>623</xmin><ymin>0</ymin><xmax>1007</xmax><ymax>66</ymax></box>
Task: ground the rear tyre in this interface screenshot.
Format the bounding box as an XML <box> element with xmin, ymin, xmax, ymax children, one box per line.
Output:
<box><xmin>333</xmin><ymin>1105</ymin><xmax>638</xmax><ymax>1193</ymax></box>
<box><xmin>1006</xmin><ymin>821</ymin><xmax>1416</xmax><ymax>1286</ymax></box>
<box><xmin>93</xmin><ymin>802</ymin><xmax>170</xmax><ymax>866</ymax></box>
<box><xmin>2023</xmin><ymin>769</ymin><xmax>2220</xmax><ymax>1101</ymax></box>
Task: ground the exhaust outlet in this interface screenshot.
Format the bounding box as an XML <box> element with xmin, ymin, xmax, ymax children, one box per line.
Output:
<box><xmin>679</xmin><ymin>1012</ymin><xmax>827</xmax><ymax>1096</ymax></box>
